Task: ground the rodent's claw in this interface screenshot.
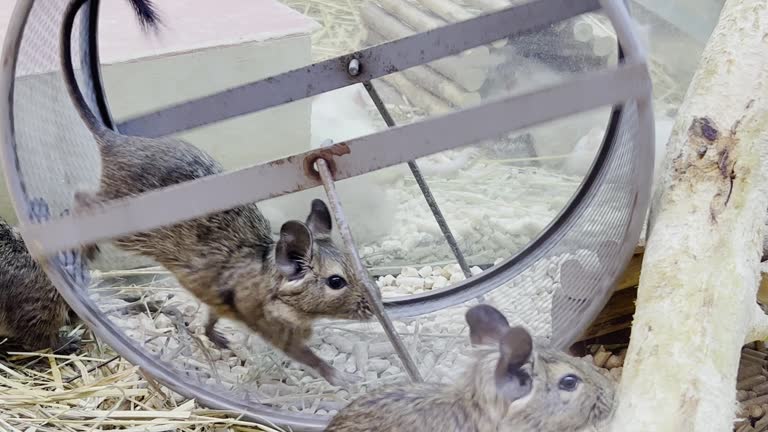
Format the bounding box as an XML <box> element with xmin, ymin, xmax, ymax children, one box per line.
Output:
<box><xmin>207</xmin><ymin>329</ymin><xmax>231</xmax><ymax>350</ymax></box>
<box><xmin>54</xmin><ymin>336</ymin><xmax>82</xmax><ymax>355</ymax></box>
<box><xmin>57</xmin><ymin>248</ymin><xmax>91</xmax><ymax>288</ymax></box>
<box><xmin>325</xmin><ymin>368</ymin><xmax>363</xmax><ymax>388</ymax></box>
<box><xmin>26</xmin><ymin>199</ymin><xmax>91</xmax><ymax>286</ymax></box>
<box><xmin>28</xmin><ymin>197</ymin><xmax>51</xmax><ymax>222</ymax></box>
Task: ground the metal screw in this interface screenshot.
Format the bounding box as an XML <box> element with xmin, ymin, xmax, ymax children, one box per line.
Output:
<box><xmin>348</xmin><ymin>58</ymin><xmax>361</xmax><ymax>76</ymax></box>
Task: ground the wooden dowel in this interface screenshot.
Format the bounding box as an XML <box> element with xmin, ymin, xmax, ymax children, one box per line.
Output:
<box><xmin>361</xmin><ymin>3</ymin><xmax>487</xmax><ymax>91</ymax></box>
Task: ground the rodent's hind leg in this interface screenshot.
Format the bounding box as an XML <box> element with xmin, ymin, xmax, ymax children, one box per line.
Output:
<box><xmin>204</xmin><ymin>312</ymin><xmax>230</xmax><ymax>350</ymax></box>
<box><xmin>53</xmin><ymin>335</ymin><xmax>82</xmax><ymax>355</ymax></box>
<box><xmin>73</xmin><ymin>191</ymin><xmax>103</xmax><ymax>260</ymax></box>
<box><xmin>284</xmin><ymin>339</ymin><xmax>362</xmax><ymax>387</ymax></box>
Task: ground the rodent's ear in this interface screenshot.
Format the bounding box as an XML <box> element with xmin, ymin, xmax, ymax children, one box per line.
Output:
<box><xmin>498</xmin><ymin>327</ymin><xmax>533</xmax><ymax>370</ymax></box>
<box><xmin>494</xmin><ymin>326</ymin><xmax>534</xmax><ymax>401</ymax></box>
<box><xmin>306</xmin><ymin>199</ymin><xmax>333</xmax><ymax>237</ymax></box>
<box><xmin>466</xmin><ymin>304</ymin><xmax>511</xmax><ymax>346</ymax></box>
<box><xmin>275</xmin><ymin>221</ymin><xmax>314</xmax><ymax>279</ymax></box>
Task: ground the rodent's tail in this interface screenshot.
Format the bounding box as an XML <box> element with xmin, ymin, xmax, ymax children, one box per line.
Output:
<box><xmin>125</xmin><ymin>0</ymin><xmax>161</xmax><ymax>30</ymax></box>
<box><xmin>60</xmin><ymin>0</ymin><xmax>161</xmax><ymax>144</ymax></box>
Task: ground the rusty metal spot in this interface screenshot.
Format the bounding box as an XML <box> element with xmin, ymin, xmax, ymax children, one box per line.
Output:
<box><xmin>303</xmin><ymin>143</ymin><xmax>351</xmax><ymax>180</ymax></box>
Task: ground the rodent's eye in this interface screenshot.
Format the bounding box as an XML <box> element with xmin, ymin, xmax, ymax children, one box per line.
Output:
<box><xmin>558</xmin><ymin>374</ymin><xmax>581</xmax><ymax>392</ymax></box>
<box><xmin>326</xmin><ymin>275</ymin><xmax>348</xmax><ymax>290</ymax></box>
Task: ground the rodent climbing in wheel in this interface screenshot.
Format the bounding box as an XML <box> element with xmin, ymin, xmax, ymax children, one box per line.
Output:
<box><xmin>60</xmin><ymin>0</ymin><xmax>376</xmax><ymax>387</ymax></box>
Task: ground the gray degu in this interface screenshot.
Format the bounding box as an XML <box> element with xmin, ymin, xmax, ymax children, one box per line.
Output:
<box><xmin>326</xmin><ymin>305</ymin><xmax>616</xmax><ymax>432</ymax></box>
<box><xmin>60</xmin><ymin>0</ymin><xmax>373</xmax><ymax>386</ymax></box>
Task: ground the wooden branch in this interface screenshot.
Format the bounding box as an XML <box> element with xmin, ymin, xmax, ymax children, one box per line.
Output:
<box><xmin>373</xmin><ymin>0</ymin><xmax>499</xmax><ymax>62</ymax></box>
<box><xmin>381</xmin><ymin>74</ymin><xmax>452</xmax><ymax>114</ymax></box>
<box><xmin>361</xmin><ymin>2</ymin><xmax>487</xmax><ymax>91</ymax></box>
<box><xmin>366</xmin><ymin>27</ymin><xmax>482</xmax><ymax>108</ymax></box>
<box><xmin>367</xmin><ymin>30</ymin><xmax>453</xmax><ymax>114</ymax></box>
<box><xmin>374</xmin><ymin>0</ymin><xmax>499</xmax><ymax>56</ymax></box>
<box><xmin>611</xmin><ymin>1</ymin><xmax>768</xmax><ymax>431</ymax></box>
<box><xmin>412</xmin><ymin>0</ymin><xmax>473</xmax><ymax>22</ymax></box>
<box><xmin>377</xmin><ymin>0</ymin><xmax>446</xmax><ymax>31</ymax></box>
<box><xmin>402</xmin><ymin>65</ymin><xmax>481</xmax><ymax>107</ymax></box>
<box><xmin>461</xmin><ymin>0</ymin><xmax>510</xmax><ymax>13</ymax></box>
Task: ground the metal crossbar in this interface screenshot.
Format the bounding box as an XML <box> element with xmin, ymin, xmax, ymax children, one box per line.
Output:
<box><xmin>19</xmin><ymin>60</ymin><xmax>650</xmax><ymax>257</ymax></box>
<box><xmin>115</xmin><ymin>0</ymin><xmax>601</xmax><ymax>138</ymax></box>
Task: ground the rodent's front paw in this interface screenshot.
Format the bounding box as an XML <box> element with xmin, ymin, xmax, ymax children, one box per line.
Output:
<box><xmin>28</xmin><ymin>197</ymin><xmax>51</xmax><ymax>222</ymax></box>
<box><xmin>55</xmin><ymin>336</ymin><xmax>82</xmax><ymax>355</ymax></box>
<box><xmin>206</xmin><ymin>329</ymin><xmax>231</xmax><ymax>350</ymax></box>
<box><xmin>326</xmin><ymin>369</ymin><xmax>363</xmax><ymax>388</ymax></box>
<box><xmin>56</xmin><ymin>244</ymin><xmax>91</xmax><ymax>288</ymax></box>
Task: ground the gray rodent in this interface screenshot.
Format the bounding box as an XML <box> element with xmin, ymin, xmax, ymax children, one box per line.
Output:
<box><xmin>60</xmin><ymin>0</ymin><xmax>373</xmax><ymax>385</ymax></box>
<box><xmin>0</xmin><ymin>213</ymin><xmax>79</xmax><ymax>354</ymax></box>
<box><xmin>325</xmin><ymin>304</ymin><xmax>615</xmax><ymax>431</ymax></box>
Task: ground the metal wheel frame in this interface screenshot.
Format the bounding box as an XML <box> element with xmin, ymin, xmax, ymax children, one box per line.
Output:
<box><xmin>0</xmin><ymin>0</ymin><xmax>654</xmax><ymax>429</ymax></box>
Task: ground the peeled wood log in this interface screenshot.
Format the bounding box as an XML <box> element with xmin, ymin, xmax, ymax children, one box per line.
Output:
<box><xmin>610</xmin><ymin>1</ymin><xmax>768</xmax><ymax>431</ymax></box>
<box><xmin>377</xmin><ymin>0</ymin><xmax>446</xmax><ymax>30</ymax></box>
<box><xmin>366</xmin><ymin>30</ymin><xmax>481</xmax><ymax>107</ymax></box>
<box><xmin>412</xmin><ymin>0</ymin><xmax>473</xmax><ymax>22</ymax></box>
<box><xmin>361</xmin><ymin>2</ymin><xmax>487</xmax><ymax>91</ymax></box>
<box><xmin>374</xmin><ymin>0</ymin><xmax>499</xmax><ymax>62</ymax></box>
<box><xmin>402</xmin><ymin>64</ymin><xmax>481</xmax><ymax>107</ymax></box>
<box><xmin>369</xmin><ymin>30</ymin><xmax>453</xmax><ymax>114</ymax></box>
<box><xmin>461</xmin><ymin>0</ymin><xmax>508</xmax><ymax>13</ymax></box>
<box><xmin>381</xmin><ymin>73</ymin><xmax>452</xmax><ymax>115</ymax></box>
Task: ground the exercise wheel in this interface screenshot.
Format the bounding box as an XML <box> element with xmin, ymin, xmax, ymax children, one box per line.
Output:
<box><xmin>0</xmin><ymin>0</ymin><xmax>653</xmax><ymax>429</ymax></box>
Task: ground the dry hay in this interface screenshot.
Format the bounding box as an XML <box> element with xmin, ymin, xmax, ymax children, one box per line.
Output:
<box><xmin>282</xmin><ymin>0</ymin><xmax>367</xmax><ymax>61</ymax></box>
<box><xmin>0</xmin><ymin>341</ymin><xmax>284</xmax><ymax>432</ymax></box>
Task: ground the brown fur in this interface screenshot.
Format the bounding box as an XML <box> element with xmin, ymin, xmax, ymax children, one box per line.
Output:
<box><xmin>60</xmin><ymin>0</ymin><xmax>372</xmax><ymax>385</ymax></box>
<box><xmin>326</xmin><ymin>305</ymin><xmax>615</xmax><ymax>431</ymax></box>
<box><xmin>0</xmin><ymin>217</ymin><xmax>78</xmax><ymax>354</ymax></box>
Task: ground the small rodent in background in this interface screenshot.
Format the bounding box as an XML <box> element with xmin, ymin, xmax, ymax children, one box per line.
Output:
<box><xmin>0</xmin><ymin>201</ymin><xmax>80</xmax><ymax>355</ymax></box>
<box><xmin>59</xmin><ymin>0</ymin><xmax>373</xmax><ymax>386</ymax></box>
<box><xmin>325</xmin><ymin>304</ymin><xmax>615</xmax><ymax>431</ymax></box>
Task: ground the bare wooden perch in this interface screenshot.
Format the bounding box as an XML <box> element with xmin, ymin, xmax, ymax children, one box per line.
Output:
<box><xmin>413</xmin><ymin>0</ymin><xmax>473</xmax><ymax>22</ymax></box>
<box><xmin>381</xmin><ymin>73</ymin><xmax>452</xmax><ymax>114</ymax></box>
<box><xmin>374</xmin><ymin>0</ymin><xmax>501</xmax><ymax>63</ymax></box>
<box><xmin>610</xmin><ymin>1</ymin><xmax>768</xmax><ymax>430</ymax></box>
<box><xmin>402</xmin><ymin>65</ymin><xmax>481</xmax><ymax>107</ymax></box>
<box><xmin>367</xmin><ymin>29</ymin><xmax>481</xmax><ymax>108</ymax></box>
<box><xmin>361</xmin><ymin>2</ymin><xmax>488</xmax><ymax>91</ymax></box>
<box><xmin>377</xmin><ymin>0</ymin><xmax>447</xmax><ymax>30</ymax></box>
<box><xmin>461</xmin><ymin>0</ymin><xmax>508</xmax><ymax>13</ymax></box>
<box><xmin>366</xmin><ymin>31</ymin><xmax>456</xmax><ymax>113</ymax></box>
